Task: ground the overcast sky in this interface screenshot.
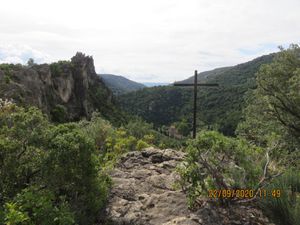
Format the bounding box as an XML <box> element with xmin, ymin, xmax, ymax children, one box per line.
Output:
<box><xmin>0</xmin><ymin>0</ymin><xmax>299</xmax><ymax>83</ymax></box>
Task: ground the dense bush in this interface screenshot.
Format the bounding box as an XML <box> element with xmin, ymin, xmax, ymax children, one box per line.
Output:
<box><xmin>260</xmin><ymin>171</ymin><xmax>300</xmax><ymax>225</ymax></box>
<box><xmin>77</xmin><ymin>114</ymin><xmax>184</xmax><ymax>171</ymax></box>
<box><xmin>42</xmin><ymin>123</ymin><xmax>110</xmax><ymax>224</ymax></box>
<box><xmin>0</xmin><ymin>101</ymin><xmax>111</xmax><ymax>225</ymax></box>
<box><xmin>0</xmin><ymin>64</ymin><xmax>14</xmax><ymax>84</ymax></box>
<box><xmin>50</xmin><ymin>104</ymin><xmax>67</xmax><ymax>123</ymax></box>
<box><xmin>77</xmin><ymin>114</ymin><xmax>152</xmax><ymax>170</ymax></box>
<box><xmin>177</xmin><ymin>131</ymin><xmax>265</xmax><ymax>207</ymax></box>
<box><xmin>174</xmin><ymin>119</ymin><xmax>191</xmax><ymax>136</ymax></box>
<box><xmin>124</xmin><ymin>118</ymin><xmax>186</xmax><ymax>149</ymax></box>
<box><xmin>3</xmin><ymin>187</ymin><xmax>74</xmax><ymax>225</ymax></box>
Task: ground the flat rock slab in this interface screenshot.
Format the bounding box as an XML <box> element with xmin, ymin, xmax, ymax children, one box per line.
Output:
<box><xmin>105</xmin><ymin>147</ymin><xmax>275</xmax><ymax>225</ymax></box>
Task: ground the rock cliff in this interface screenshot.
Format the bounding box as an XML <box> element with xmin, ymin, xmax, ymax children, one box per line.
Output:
<box><xmin>0</xmin><ymin>53</ymin><xmax>120</xmax><ymax>122</ymax></box>
<box><xmin>105</xmin><ymin>147</ymin><xmax>275</xmax><ymax>225</ymax></box>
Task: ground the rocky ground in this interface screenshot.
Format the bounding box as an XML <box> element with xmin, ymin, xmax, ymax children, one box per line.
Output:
<box><xmin>105</xmin><ymin>147</ymin><xmax>275</xmax><ymax>225</ymax></box>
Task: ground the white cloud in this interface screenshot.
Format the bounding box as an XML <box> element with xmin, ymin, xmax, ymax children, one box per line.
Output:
<box><xmin>0</xmin><ymin>44</ymin><xmax>50</xmax><ymax>64</ymax></box>
<box><xmin>0</xmin><ymin>0</ymin><xmax>299</xmax><ymax>82</ymax></box>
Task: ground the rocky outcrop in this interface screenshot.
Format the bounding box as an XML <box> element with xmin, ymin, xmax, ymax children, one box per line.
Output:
<box><xmin>0</xmin><ymin>53</ymin><xmax>116</xmax><ymax>121</ymax></box>
<box><xmin>106</xmin><ymin>147</ymin><xmax>275</xmax><ymax>225</ymax></box>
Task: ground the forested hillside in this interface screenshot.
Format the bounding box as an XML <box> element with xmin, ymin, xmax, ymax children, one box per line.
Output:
<box><xmin>118</xmin><ymin>53</ymin><xmax>274</xmax><ymax>135</ymax></box>
<box><xmin>101</xmin><ymin>74</ymin><xmax>145</xmax><ymax>95</ymax></box>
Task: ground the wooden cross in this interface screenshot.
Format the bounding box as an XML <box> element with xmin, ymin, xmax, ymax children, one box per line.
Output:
<box><xmin>174</xmin><ymin>70</ymin><xmax>219</xmax><ymax>138</ymax></box>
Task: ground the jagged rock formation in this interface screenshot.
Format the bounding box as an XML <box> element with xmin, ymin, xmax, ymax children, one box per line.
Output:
<box><xmin>0</xmin><ymin>53</ymin><xmax>120</xmax><ymax>122</ymax></box>
<box><xmin>106</xmin><ymin>147</ymin><xmax>275</xmax><ymax>225</ymax></box>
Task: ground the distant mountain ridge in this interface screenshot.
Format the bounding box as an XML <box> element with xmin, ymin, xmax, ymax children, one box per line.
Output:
<box><xmin>143</xmin><ymin>82</ymin><xmax>170</xmax><ymax>87</ymax></box>
<box><xmin>101</xmin><ymin>74</ymin><xmax>145</xmax><ymax>95</ymax></box>
<box><xmin>176</xmin><ymin>54</ymin><xmax>277</xmax><ymax>86</ymax></box>
<box><xmin>176</xmin><ymin>67</ymin><xmax>232</xmax><ymax>84</ymax></box>
<box><xmin>119</xmin><ymin>53</ymin><xmax>275</xmax><ymax>135</ymax></box>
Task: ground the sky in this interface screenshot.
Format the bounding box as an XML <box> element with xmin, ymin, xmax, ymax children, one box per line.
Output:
<box><xmin>0</xmin><ymin>0</ymin><xmax>299</xmax><ymax>83</ymax></box>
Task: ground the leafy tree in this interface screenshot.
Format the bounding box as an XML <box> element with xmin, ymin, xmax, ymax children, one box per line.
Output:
<box><xmin>237</xmin><ymin>44</ymin><xmax>300</xmax><ymax>167</ymax></box>
<box><xmin>175</xmin><ymin>119</ymin><xmax>191</xmax><ymax>136</ymax></box>
<box><xmin>27</xmin><ymin>58</ymin><xmax>35</xmax><ymax>67</ymax></box>
<box><xmin>0</xmin><ymin>104</ymin><xmax>49</xmax><ymax>201</ymax></box>
<box><xmin>78</xmin><ymin>112</ymin><xmax>114</xmax><ymax>152</ymax></box>
<box><xmin>236</xmin><ymin>45</ymin><xmax>300</xmax><ymax>224</ymax></box>
<box><xmin>124</xmin><ymin>117</ymin><xmax>154</xmax><ymax>139</ymax></box>
<box><xmin>42</xmin><ymin>123</ymin><xmax>110</xmax><ymax>224</ymax></box>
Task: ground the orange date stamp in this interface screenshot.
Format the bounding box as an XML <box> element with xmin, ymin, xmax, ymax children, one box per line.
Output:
<box><xmin>208</xmin><ymin>189</ymin><xmax>282</xmax><ymax>199</ymax></box>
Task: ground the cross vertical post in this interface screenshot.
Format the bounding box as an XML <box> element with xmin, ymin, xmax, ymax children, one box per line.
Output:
<box><xmin>173</xmin><ymin>70</ymin><xmax>219</xmax><ymax>138</ymax></box>
<box><xmin>193</xmin><ymin>70</ymin><xmax>197</xmax><ymax>138</ymax></box>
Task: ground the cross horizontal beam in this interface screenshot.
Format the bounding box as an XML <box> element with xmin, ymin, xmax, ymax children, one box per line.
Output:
<box><xmin>173</xmin><ymin>83</ymin><xmax>219</xmax><ymax>87</ymax></box>
<box><xmin>173</xmin><ymin>71</ymin><xmax>219</xmax><ymax>138</ymax></box>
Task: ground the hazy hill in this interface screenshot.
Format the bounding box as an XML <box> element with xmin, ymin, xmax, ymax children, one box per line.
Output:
<box><xmin>143</xmin><ymin>82</ymin><xmax>170</xmax><ymax>87</ymax></box>
<box><xmin>118</xmin><ymin>53</ymin><xmax>275</xmax><ymax>135</ymax></box>
<box><xmin>101</xmin><ymin>74</ymin><xmax>145</xmax><ymax>95</ymax></box>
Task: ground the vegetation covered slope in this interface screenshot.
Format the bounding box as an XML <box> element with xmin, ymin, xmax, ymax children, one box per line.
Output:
<box><xmin>176</xmin><ymin>66</ymin><xmax>232</xmax><ymax>84</ymax></box>
<box><xmin>0</xmin><ymin>46</ymin><xmax>299</xmax><ymax>225</ymax></box>
<box><xmin>118</xmin><ymin>53</ymin><xmax>275</xmax><ymax>136</ymax></box>
<box><xmin>101</xmin><ymin>74</ymin><xmax>145</xmax><ymax>95</ymax></box>
<box><xmin>179</xmin><ymin>45</ymin><xmax>300</xmax><ymax>225</ymax></box>
<box><xmin>0</xmin><ymin>53</ymin><xmax>124</xmax><ymax>124</ymax></box>
<box><xmin>0</xmin><ymin>100</ymin><xmax>183</xmax><ymax>225</ymax></box>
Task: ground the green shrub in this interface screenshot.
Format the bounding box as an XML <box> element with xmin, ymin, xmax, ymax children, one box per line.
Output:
<box><xmin>260</xmin><ymin>170</ymin><xmax>300</xmax><ymax>225</ymax></box>
<box><xmin>177</xmin><ymin>131</ymin><xmax>264</xmax><ymax>207</ymax></box>
<box><xmin>4</xmin><ymin>202</ymin><xmax>30</xmax><ymax>225</ymax></box>
<box><xmin>42</xmin><ymin>124</ymin><xmax>110</xmax><ymax>224</ymax></box>
<box><xmin>124</xmin><ymin>118</ymin><xmax>154</xmax><ymax>139</ymax></box>
<box><xmin>125</xmin><ymin>118</ymin><xmax>185</xmax><ymax>149</ymax></box>
<box><xmin>0</xmin><ymin>64</ymin><xmax>13</xmax><ymax>84</ymax></box>
<box><xmin>78</xmin><ymin>112</ymin><xmax>114</xmax><ymax>151</ymax></box>
<box><xmin>0</xmin><ymin>103</ymin><xmax>111</xmax><ymax>225</ymax></box>
<box><xmin>175</xmin><ymin>119</ymin><xmax>190</xmax><ymax>136</ymax></box>
<box><xmin>79</xmin><ymin>114</ymin><xmax>143</xmax><ymax>167</ymax></box>
<box><xmin>4</xmin><ymin>187</ymin><xmax>75</xmax><ymax>225</ymax></box>
<box><xmin>50</xmin><ymin>61</ymin><xmax>72</xmax><ymax>76</ymax></box>
<box><xmin>102</xmin><ymin>128</ymin><xmax>138</xmax><ymax>166</ymax></box>
<box><xmin>50</xmin><ymin>104</ymin><xmax>67</xmax><ymax>123</ymax></box>
<box><xmin>4</xmin><ymin>75</ymin><xmax>11</xmax><ymax>84</ymax></box>
<box><xmin>136</xmin><ymin>140</ymin><xmax>150</xmax><ymax>151</ymax></box>
<box><xmin>49</xmin><ymin>63</ymin><xmax>62</xmax><ymax>77</ymax></box>
<box><xmin>0</xmin><ymin>105</ymin><xmax>49</xmax><ymax>201</ymax></box>
<box><xmin>142</xmin><ymin>134</ymin><xmax>155</xmax><ymax>144</ymax></box>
